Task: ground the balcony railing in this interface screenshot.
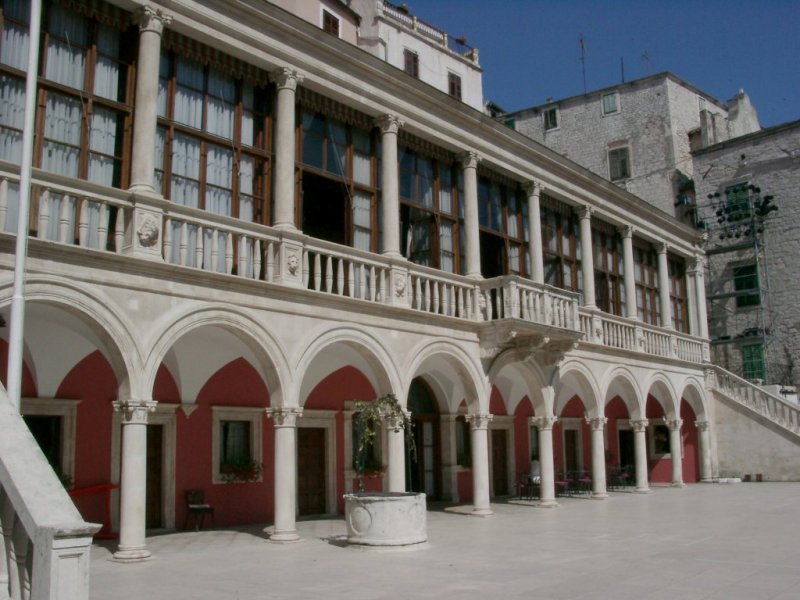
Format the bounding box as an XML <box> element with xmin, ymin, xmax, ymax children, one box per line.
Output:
<box><xmin>0</xmin><ymin>167</ymin><xmax>708</xmax><ymax>364</ymax></box>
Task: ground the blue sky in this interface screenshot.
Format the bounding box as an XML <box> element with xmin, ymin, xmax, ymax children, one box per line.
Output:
<box><xmin>406</xmin><ymin>1</ymin><xmax>800</xmax><ymax>127</ymax></box>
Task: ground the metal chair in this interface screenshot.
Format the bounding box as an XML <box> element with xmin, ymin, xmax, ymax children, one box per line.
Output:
<box><xmin>184</xmin><ymin>489</ymin><xmax>215</xmax><ymax>531</ymax></box>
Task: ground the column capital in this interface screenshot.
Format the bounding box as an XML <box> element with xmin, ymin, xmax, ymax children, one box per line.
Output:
<box><xmin>459</xmin><ymin>151</ymin><xmax>481</xmax><ymax>170</ymax></box>
<box><xmin>266</xmin><ymin>406</ymin><xmax>303</xmax><ymax>427</ymax></box>
<box><xmin>530</xmin><ymin>415</ymin><xmax>558</xmax><ymax>431</ymax></box>
<box><xmin>666</xmin><ymin>418</ymin><xmax>683</xmax><ymax>431</ymax></box>
<box><xmin>617</xmin><ymin>224</ymin><xmax>634</xmax><ymax>239</ymax></box>
<box><xmin>272</xmin><ymin>67</ymin><xmax>304</xmax><ymax>91</ymax></box>
<box><xmin>693</xmin><ymin>254</ymin><xmax>706</xmax><ymax>272</ymax></box>
<box><xmin>694</xmin><ymin>420</ymin><xmax>710</xmax><ymax>432</ymax></box>
<box><xmin>465</xmin><ymin>413</ymin><xmax>493</xmax><ymax>430</ymax></box>
<box><xmin>383</xmin><ymin>409</ymin><xmax>411</xmax><ymax>431</ymax></box>
<box><xmin>523</xmin><ymin>180</ymin><xmax>543</xmax><ymax>197</ymax></box>
<box><xmin>579</xmin><ymin>204</ymin><xmax>593</xmax><ymax>220</ymax></box>
<box><xmin>657</xmin><ymin>241</ymin><xmax>670</xmax><ymax>255</ymax></box>
<box><xmin>375</xmin><ymin>114</ymin><xmax>404</xmax><ymax>134</ymax></box>
<box><xmin>113</xmin><ymin>399</ymin><xmax>157</xmax><ymax>424</ymax></box>
<box><xmin>629</xmin><ymin>418</ymin><xmax>649</xmax><ymax>432</ymax></box>
<box><xmin>139</xmin><ymin>5</ymin><xmax>172</xmax><ymax>34</ymax></box>
<box><xmin>585</xmin><ymin>416</ymin><xmax>608</xmax><ymax>431</ymax></box>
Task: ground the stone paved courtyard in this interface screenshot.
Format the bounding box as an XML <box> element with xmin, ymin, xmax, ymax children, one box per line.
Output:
<box><xmin>90</xmin><ymin>483</ymin><xmax>800</xmax><ymax>599</ymax></box>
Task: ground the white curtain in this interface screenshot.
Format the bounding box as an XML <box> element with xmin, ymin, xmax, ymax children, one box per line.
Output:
<box><xmin>205</xmin><ymin>145</ymin><xmax>232</xmax><ymax>215</ymax></box>
<box><xmin>418</xmin><ymin>156</ymin><xmax>433</xmax><ymax>207</ymax></box>
<box><xmin>153</xmin><ymin>127</ymin><xmax>166</xmax><ymax>192</ymax></box>
<box><xmin>88</xmin><ymin>106</ymin><xmax>118</xmax><ymax>186</ymax></box>
<box><xmin>439</xmin><ymin>165</ymin><xmax>452</xmax><ymax>214</ymax></box>
<box><xmin>175</xmin><ymin>57</ymin><xmax>204</xmax><ymax>129</ymax></box>
<box><xmin>353</xmin><ymin>191</ymin><xmax>371</xmax><ymax>251</ymax></box>
<box><xmin>0</xmin><ymin>0</ymin><xmax>30</xmax><ymax>70</ymax></box>
<box><xmin>170</xmin><ymin>134</ymin><xmax>200</xmax><ymax>207</ymax></box>
<box><xmin>45</xmin><ymin>5</ymin><xmax>87</xmax><ymax>90</ymax></box>
<box><xmin>93</xmin><ymin>25</ymin><xmax>120</xmax><ymax>101</ymax></box>
<box><xmin>0</xmin><ymin>74</ymin><xmax>25</xmax><ymax>163</ymax></box>
<box><xmin>238</xmin><ymin>155</ymin><xmax>255</xmax><ymax>221</ymax></box>
<box><xmin>241</xmin><ymin>83</ymin><xmax>255</xmax><ymax>147</ymax></box>
<box><xmin>85</xmin><ymin>200</ymin><xmax>101</xmax><ymax>249</ymax></box>
<box><xmin>508</xmin><ymin>244</ymin><xmax>521</xmax><ymax>275</ymax></box>
<box><xmin>352</xmin><ymin>128</ymin><xmax>371</xmax><ymax>186</ymax></box>
<box><xmin>207</xmin><ymin>69</ymin><xmax>234</xmax><ymax>139</ymax></box>
<box><xmin>506</xmin><ymin>196</ymin><xmax>518</xmax><ymax>237</ymax></box>
<box><xmin>439</xmin><ymin>222</ymin><xmax>454</xmax><ymax>273</ymax></box>
<box><xmin>157</xmin><ymin>54</ymin><xmax>170</xmax><ymax>118</ymax></box>
<box><xmin>3</xmin><ymin>181</ymin><xmax>20</xmax><ymax>233</ymax></box>
<box><xmin>42</xmin><ymin>93</ymin><xmax>81</xmax><ymax>178</ymax></box>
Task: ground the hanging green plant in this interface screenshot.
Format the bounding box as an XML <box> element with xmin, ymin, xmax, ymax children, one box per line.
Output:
<box><xmin>219</xmin><ymin>458</ymin><xmax>263</xmax><ymax>483</ymax></box>
<box><xmin>352</xmin><ymin>393</ymin><xmax>415</xmax><ymax>492</ymax></box>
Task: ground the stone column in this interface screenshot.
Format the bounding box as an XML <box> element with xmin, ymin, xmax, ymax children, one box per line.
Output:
<box><xmin>530</xmin><ymin>416</ymin><xmax>558</xmax><ymax>507</ymax></box>
<box><xmin>693</xmin><ymin>254</ymin><xmax>709</xmax><ymax>339</ymax></box>
<box><xmin>695</xmin><ymin>420</ymin><xmax>713</xmax><ymax>482</ymax></box>
<box><xmin>129</xmin><ymin>6</ymin><xmax>171</xmax><ymax>194</ymax></box>
<box><xmin>657</xmin><ymin>243</ymin><xmax>673</xmax><ymax>329</ymax></box>
<box><xmin>113</xmin><ymin>398</ymin><xmax>156</xmax><ymax>561</ymax></box>
<box><xmin>579</xmin><ymin>205</ymin><xmax>596</xmax><ymax>309</ymax></box>
<box><xmin>272</xmin><ymin>68</ymin><xmax>303</xmax><ymax>230</ymax></box>
<box><xmin>619</xmin><ymin>225</ymin><xmax>638</xmax><ymax>319</ymax></box>
<box><xmin>587</xmin><ymin>417</ymin><xmax>608</xmax><ymax>498</ymax></box>
<box><xmin>376</xmin><ymin>114</ymin><xmax>404</xmax><ymax>256</ymax></box>
<box><xmin>465</xmin><ymin>413</ymin><xmax>493</xmax><ymax>515</ymax></box>
<box><xmin>384</xmin><ymin>411</ymin><xmax>408</xmax><ymax>492</ymax></box>
<box><xmin>686</xmin><ymin>264</ymin><xmax>699</xmax><ymax>335</ymax></box>
<box><xmin>266</xmin><ymin>407</ymin><xmax>303</xmax><ymax>542</ymax></box>
<box><xmin>524</xmin><ymin>181</ymin><xmax>544</xmax><ymax>284</ymax></box>
<box><xmin>630</xmin><ymin>419</ymin><xmax>650</xmax><ymax>493</ymax></box>
<box><xmin>461</xmin><ymin>152</ymin><xmax>482</xmax><ymax>279</ymax></box>
<box><xmin>667</xmin><ymin>418</ymin><xmax>685</xmax><ymax>486</ymax></box>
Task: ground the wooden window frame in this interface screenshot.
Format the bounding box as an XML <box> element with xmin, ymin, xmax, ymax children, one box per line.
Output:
<box><xmin>403</xmin><ymin>49</ymin><xmax>419</xmax><ymax>78</ymax></box>
<box><xmin>668</xmin><ymin>255</ymin><xmax>689</xmax><ymax>332</ymax></box>
<box><xmin>592</xmin><ymin>226</ymin><xmax>624</xmax><ymax>316</ymax></box>
<box><xmin>543</xmin><ymin>107</ymin><xmax>558</xmax><ymax>130</ymax></box>
<box><xmin>322</xmin><ymin>9</ymin><xmax>340</xmax><ymax>37</ymax></box>
<box><xmin>634</xmin><ymin>242</ymin><xmax>659</xmax><ymax>325</ymax></box>
<box><xmin>447</xmin><ymin>72</ymin><xmax>462</xmax><ymax>100</ymax></box>
<box><xmin>609</xmin><ymin>147</ymin><xmax>630</xmax><ymax>181</ymax></box>
<box><xmin>477</xmin><ymin>176</ymin><xmax>526</xmax><ymax>277</ymax></box>
<box><xmin>541</xmin><ymin>202</ymin><xmax>581</xmax><ymax>292</ymax></box>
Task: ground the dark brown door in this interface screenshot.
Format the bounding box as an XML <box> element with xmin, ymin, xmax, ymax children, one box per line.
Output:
<box><xmin>146</xmin><ymin>424</ymin><xmax>163</xmax><ymax>529</ymax></box>
<box><xmin>491</xmin><ymin>429</ymin><xmax>508</xmax><ymax>496</ymax></box>
<box><xmin>619</xmin><ymin>429</ymin><xmax>635</xmax><ymax>469</ymax></box>
<box><xmin>565</xmin><ymin>429</ymin><xmax>579</xmax><ymax>473</ymax></box>
<box><xmin>298</xmin><ymin>428</ymin><xmax>326</xmax><ymax>515</ymax></box>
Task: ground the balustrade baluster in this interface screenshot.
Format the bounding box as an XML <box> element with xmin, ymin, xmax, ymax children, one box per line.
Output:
<box><xmin>197</xmin><ymin>226</ymin><xmax>206</xmax><ymax>270</ymax></box>
<box><xmin>265</xmin><ymin>241</ymin><xmax>274</xmax><ymax>281</ymax></box>
<box><xmin>358</xmin><ymin>264</ymin><xmax>366</xmax><ymax>299</ymax></box>
<box><xmin>369</xmin><ymin>266</ymin><xmax>377</xmax><ymax>301</ymax></box>
<box><xmin>254</xmin><ymin>240</ymin><xmax>263</xmax><ymax>280</ymax></box>
<box><xmin>114</xmin><ymin>206</ymin><xmax>124</xmax><ymax>253</ymax></box>
<box><xmin>78</xmin><ymin>198</ymin><xmax>89</xmax><ymax>247</ymax></box>
<box><xmin>37</xmin><ymin>189</ymin><xmax>50</xmax><ymax>239</ymax></box>
<box><xmin>324</xmin><ymin>256</ymin><xmax>333</xmax><ymax>293</ymax></box>
<box><xmin>238</xmin><ymin>236</ymin><xmax>248</xmax><ymax>277</ymax></box>
<box><xmin>98</xmin><ymin>202</ymin><xmax>108</xmax><ymax>250</ymax></box>
<box><xmin>179</xmin><ymin>222</ymin><xmax>188</xmax><ymax>266</ymax></box>
<box><xmin>457</xmin><ymin>287</ymin><xmax>464</xmax><ymax>318</ymax></box>
<box><xmin>301</xmin><ymin>250</ymin><xmax>310</xmax><ymax>287</ymax></box>
<box><xmin>432</xmin><ymin>281</ymin><xmax>440</xmax><ymax>314</ymax></box>
<box><xmin>225</xmin><ymin>233</ymin><xmax>233</xmax><ymax>273</ymax></box>
<box><xmin>163</xmin><ymin>218</ymin><xmax>172</xmax><ymax>262</ymax></box>
<box><xmin>422</xmin><ymin>280</ymin><xmax>430</xmax><ymax>312</ymax></box>
<box><xmin>58</xmin><ymin>195</ymin><xmax>71</xmax><ymax>244</ymax></box>
<box><xmin>313</xmin><ymin>254</ymin><xmax>322</xmax><ymax>291</ymax></box>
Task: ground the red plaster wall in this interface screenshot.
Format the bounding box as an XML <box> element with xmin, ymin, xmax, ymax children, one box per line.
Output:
<box><xmin>172</xmin><ymin>358</ymin><xmax>273</xmax><ymax>528</ymax></box>
<box><xmin>680</xmin><ymin>402</ymin><xmax>699</xmax><ymax>483</ymax></box>
<box><xmin>605</xmin><ymin>396</ymin><xmax>629</xmax><ymax>468</ymax></box>
<box><xmin>0</xmin><ymin>339</ymin><xmax>38</xmax><ymax>397</ymax></box>
<box><xmin>457</xmin><ymin>469</ymin><xmax>473</xmax><ymax>502</ymax></box>
<box><xmin>489</xmin><ymin>387</ymin><xmax>506</xmax><ymax>415</ymax></box>
<box><xmin>304</xmin><ymin>366</ymin><xmax>377</xmax><ymax>514</ymax></box>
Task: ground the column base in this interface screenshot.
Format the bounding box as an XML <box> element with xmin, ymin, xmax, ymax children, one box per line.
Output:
<box><xmin>671</xmin><ymin>482</ymin><xmax>687</xmax><ymax>488</ymax></box>
<box><xmin>111</xmin><ymin>547</ymin><xmax>151</xmax><ymax>563</ymax></box>
<box><xmin>591</xmin><ymin>492</ymin><xmax>609</xmax><ymax>499</ymax></box>
<box><xmin>700</xmin><ymin>478</ymin><xmax>714</xmax><ymax>483</ymax></box>
<box><xmin>470</xmin><ymin>506</ymin><xmax>494</xmax><ymax>517</ymax></box>
<box><xmin>635</xmin><ymin>487</ymin><xmax>652</xmax><ymax>494</ymax></box>
<box><xmin>268</xmin><ymin>530</ymin><xmax>300</xmax><ymax>543</ymax></box>
<box><xmin>272</xmin><ymin>222</ymin><xmax>298</xmax><ymax>232</ymax></box>
<box><xmin>537</xmin><ymin>499</ymin><xmax>559</xmax><ymax>508</ymax></box>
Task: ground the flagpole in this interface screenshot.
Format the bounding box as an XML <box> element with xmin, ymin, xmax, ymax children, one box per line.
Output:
<box><xmin>7</xmin><ymin>0</ymin><xmax>42</xmax><ymax>412</ymax></box>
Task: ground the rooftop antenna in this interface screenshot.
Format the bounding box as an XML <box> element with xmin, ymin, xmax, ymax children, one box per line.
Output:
<box><xmin>620</xmin><ymin>56</ymin><xmax>625</xmax><ymax>83</ymax></box>
<box><xmin>641</xmin><ymin>50</ymin><xmax>652</xmax><ymax>74</ymax></box>
<box><xmin>579</xmin><ymin>34</ymin><xmax>587</xmax><ymax>93</ymax></box>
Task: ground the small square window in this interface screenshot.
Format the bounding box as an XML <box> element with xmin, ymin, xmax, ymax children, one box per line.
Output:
<box><xmin>543</xmin><ymin>107</ymin><xmax>558</xmax><ymax>130</ymax></box>
<box><xmin>448</xmin><ymin>72</ymin><xmax>462</xmax><ymax>100</ymax></box>
<box><xmin>403</xmin><ymin>49</ymin><xmax>419</xmax><ymax>78</ymax></box>
<box><xmin>602</xmin><ymin>92</ymin><xmax>618</xmax><ymax>114</ymax></box>
<box><xmin>322</xmin><ymin>10</ymin><xmax>340</xmax><ymax>36</ymax></box>
<box><xmin>608</xmin><ymin>147</ymin><xmax>630</xmax><ymax>181</ymax></box>
<box><xmin>212</xmin><ymin>407</ymin><xmax>263</xmax><ymax>483</ymax></box>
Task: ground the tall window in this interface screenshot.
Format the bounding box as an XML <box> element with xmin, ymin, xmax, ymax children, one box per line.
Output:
<box><xmin>609</xmin><ymin>147</ymin><xmax>630</xmax><ymax>181</ymax></box>
<box><xmin>668</xmin><ymin>256</ymin><xmax>689</xmax><ymax>332</ymax></box>
<box><xmin>543</xmin><ymin>107</ymin><xmax>558</xmax><ymax>130</ymax></box>
<box><xmin>298</xmin><ymin>106</ymin><xmax>377</xmax><ymax>252</ymax></box>
<box><xmin>447</xmin><ymin>72</ymin><xmax>462</xmax><ymax>100</ymax></box>
<box><xmin>403</xmin><ymin>49</ymin><xmax>419</xmax><ymax>78</ymax></box>
<box><xmin>634</xmin><ymin>243</ymin><xmax>658</xmax><ymax>325</ymax></box>
<box><xmin>541</xmin><ymin>200</ymin><xmax>582</xmax><ymax>292</ymax></box>
<box><xmin>399</xmin><ymin>146</ymin><xmax>461</xmax><ymax>272</ymax></box>
<box><xmin>0</xmin><ymin>0</ymin><xmax>134</xmax><ymax>186</ymax></box>
<box><xmin>477</xmin><ymin>177</ymin><xmax>525</xmax><ymax>278</ymax></box>
<box><xmin>322</xmin><ymin>10</ymin><xmax>339</xmax><ymax>36</ymax></box>
<box><xmin>725</xmin><ymin>182</ymin><xmax>751</xmax><ymax>222</ymax></box>
<box><xmin>592</xmin><ymin>226</ymin><xmax>624</xmax><ymax>316</ymax></box>
<box><xmin>602</xmin><ymin>92</ymin><xmax>618</xmax><ymax>115</ymax></box>
<box><xmin>155</xmin><ymin>44</ymin><xmax>270</xmax><ymax>224</ymax></box>
<box><xmin>733</xmin><ymin>263</ymin><xmax>760</xmax><ymax>307</ymax></box>
<box><xmin>741</xmin><ymin>344</ymin><xmax>766</xmax><ymax>382</ymax></box>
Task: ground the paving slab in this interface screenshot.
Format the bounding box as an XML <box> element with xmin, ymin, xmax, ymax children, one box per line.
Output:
<box><xmin>90</xmin><ymin>483</ymin><xmax>800</xmax><ymax>600</ymax></box>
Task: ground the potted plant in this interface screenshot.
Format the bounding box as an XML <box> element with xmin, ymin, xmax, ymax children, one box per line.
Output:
<box><xmin>219</xmin><ymin>457</ymin><xmax>262</xmax><ymax>483</ymax></box>
<box><xmin>344</xmin><ymin>394</ymin><xmax>427</xmax><ymax>547</ymax></box>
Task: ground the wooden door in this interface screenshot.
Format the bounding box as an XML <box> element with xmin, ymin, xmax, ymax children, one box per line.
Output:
<box><xmin>619</xmin><ymin>429</ymin><xmax>635</xmax><ymax>469</ymax></box>
<box><xmin>564</xmin><ymin>429</ymin><xmax>579</xmax><ymax>473</ymax></box>
<box><xmin>491</xmin><ymin>429</ymin><xmax>508</xmax><ymax>496</ymax></box>
<box><xmin>145</xmin><ymin>425</ymin><xmax>163</xmax><ymax>529</ymax></box>
<box><xmin>298</xmin><ymin>428</ymin><xmax>326</xmax><ymax>515</ymax></box>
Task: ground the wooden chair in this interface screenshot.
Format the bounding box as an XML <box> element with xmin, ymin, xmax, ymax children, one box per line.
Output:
<box><xmin>184</xmin><ymin>489</ymin><xmax>214</xmax><ymax>531</ymax></box>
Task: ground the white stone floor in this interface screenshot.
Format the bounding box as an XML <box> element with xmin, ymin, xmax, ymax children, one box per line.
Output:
<box><xmin>90</xmin><ymin>483</ymin><xmax>800</xmax><ymax>600</ymax></box>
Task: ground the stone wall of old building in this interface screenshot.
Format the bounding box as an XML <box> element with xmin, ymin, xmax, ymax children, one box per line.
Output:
<box><xmin>693</xmin><ymin>121</ymin><xmax>800</xmax><ymax>388</ymax></box>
